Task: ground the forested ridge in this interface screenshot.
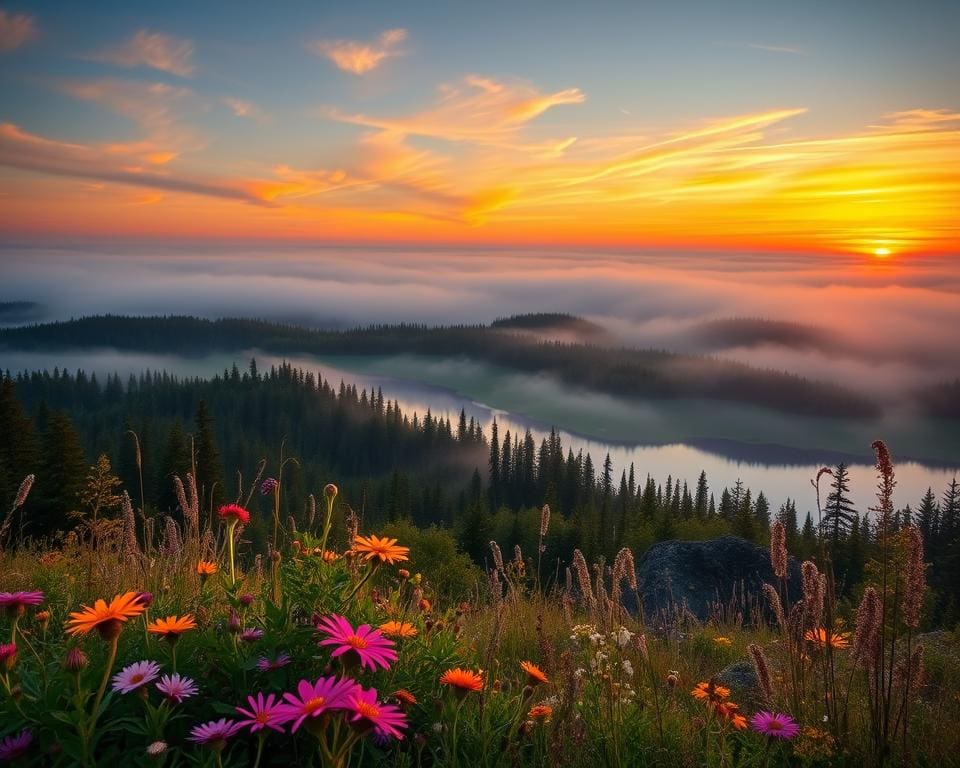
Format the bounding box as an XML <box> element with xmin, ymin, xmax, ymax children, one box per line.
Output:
<box><xmin>0</xmin><ymin>314</ymin><xmax>881</xmax><ymax>418</ymax></box>
<box><xmin>2</xmin><ymin>362</ymin><xmax>959</xmax><ymax>625</ymax></box>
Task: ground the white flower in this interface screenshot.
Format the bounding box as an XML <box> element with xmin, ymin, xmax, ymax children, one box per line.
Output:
<box><xmin>622</xmin><ymin>660</ymin><xmax>634</xmax><ymax>677</ymax></box>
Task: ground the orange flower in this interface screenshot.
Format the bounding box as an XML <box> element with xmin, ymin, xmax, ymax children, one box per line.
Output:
<box><xmin>352</xmin><ymin>535</ymin><xmax>410</xmax><ymax>565</ymax></box>
<box><xmin>196</xmin><ymin>560</ymin><xmax>218</xmax><ymax>576</ymax></box>
<box><xmin>804</xmin><ymin>627</ymin><xmax>850</xmax><ymax>650</ymax></box>
<box><xmin>520</xmin><ymin>660</ymin><xmax>549</xmax><ymax>685</ymax></box>
<box><xmin>380</xmin><ymin>621</ymin><xmax>418</xmax><ymax>639</ymax></box>
<box><xmin>66</xmin><ymin>592</ymin><xmax>147</xmax><ymax>640</ymax></box>
<box><xmin>713</xmin><ymin>636</ymin><xmax>732</xmax><ymax>646</ymax></box>
<box><xmin>321</xmin><ymin>549</ymin><xmax>338</xmax><ymax>563</ymax></box>
<box><xmin>692</xmin><ymin>681</ymin><xmax>731</xmax><ymax>703</ymax></box>
<box><xmin>418</xmin><ymin>598</ymin><xmax>432</xmax><ymax>613</ymax></box>
<box><xmin>147</xmin><ymin>614</ymin><xmax>197</xmax><ymax>640</ymax></box>
<box><xmin>528</xmin><ymin>704</ymin><xmax>553</xmax><ymax>721</ymax></box>
<box><xmin>391</xmin><ymin>689</ymin><xmax>417</xmax><ymax>706</ymax></box>
<box><xmin>440</xmin><ymin>667</ymin><xmax>484</xmax><ymax>694</ymax></box>
<box><xmin>716</xmin><ymin>701</ymin><xmax>748</xmax><ymax>730</ymax></box>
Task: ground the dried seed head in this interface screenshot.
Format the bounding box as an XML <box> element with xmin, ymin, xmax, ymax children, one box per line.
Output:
<box><xmin>770</xmin><ymin>521</ymin><xmax>788</xmax><ymax>580</ymax></box>
<box><xmin>572</xmin><ymin>550</ymin><xmax>594</xmax><ymax>607</ymax></box>
<box><xmin>853</xmin><ymin>586</ymin><xmax>882</xmax><ymax>665</ymax></box>
<box><xmin>14</xmin><ymin>475</ymin><xmax>34</xmax><ymax>509</ymax></box>
<box><xmin>539</xmin><ymin>504</ymin><xmax>551</xmax><ymax>540</ymax></box>
<box><xmin>490</xmin><ymin>541</ymin><xmax>504</xmax><ymax>572</ymax></box>
<box><xmin>762</xmin><ymin>583</ymin><xmax>786</xmax><ymax>629</ymax></box>
<box><xmin>902</xmin><ymin>524</ymin><xmax>926</xmax><ymax>629</ymax></box>
<box><xmin>801</xmin><ymin>561</ymin><xmax>824</xmax><ymax>628</ymax></box>
<box><xmin>747</xmin><ymin>643</ymin><xmax>773</xmax><ymax>699</ymax></box>
<box><xmin>307</xmin><ymin>494</ymin><xmax>317</xmax><ymax>528</ymax></box>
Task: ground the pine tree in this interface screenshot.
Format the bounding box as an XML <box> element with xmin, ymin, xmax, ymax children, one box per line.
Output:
<box><xmin>694</xmin><ymin>471</ymin><xmax>709</xmax><ymax>518</ymax></box>
<box><xmin>488</xmin><ymin>419</ymin><xmax>500</xmax><ymax>508</ymax></box>
<box><xmin>823</xmin><ymin>463</ymin><xmax>857</xmax><ymax>548</ymax></box>
<box><xmin>0</xmin><ymin>377</ymin><xmax>39</xmax><ymax>508</ymax></box>
<box><xmin>193</xmin><ymin>400</ymin><xmax>223</xmax><ymax>510</ymax></box>
<box><xmin>157</xmin><ymin>422</ymin><xmax>192</xmax><ymax>513</ymax></box>
<box><xmin>34</xmin><ymin>411</ymin><xmax>87</xmax><ymax>534</ymax></box>
<box><xmin>917</xmin><ymin>487</ymin><xmax>939</xmax><ymax>546</ymax></box>
<box><xmin>754</xmin><ymin>491</ymin><xmax>770</xmax><ymax>531</ymax></box>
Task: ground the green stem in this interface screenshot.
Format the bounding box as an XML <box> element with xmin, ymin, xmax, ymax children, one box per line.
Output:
<box><xmin>252</xmin><ymin>733</ymin><xmax>266</xmax><ymax>768</ymax></box>
<box><xmin>84</xmin><ymin>634</ymin><xmax>119</xmax><ymax>765</ymax></box>
<box><xmin>227</xmin><ymin>520</ymin><xmax>237</xmax><ymax>586</ymax></box>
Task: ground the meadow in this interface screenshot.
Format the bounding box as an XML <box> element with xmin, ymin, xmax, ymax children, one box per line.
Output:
<box><xmin>1</xmin><ymin>441</ymin><xmax>958</xmax><ymax>767</ymax></box>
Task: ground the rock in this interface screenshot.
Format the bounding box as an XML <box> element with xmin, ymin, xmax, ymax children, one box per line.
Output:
<box><xmin>716</xmin><ymin>661</ymin><xmax>765</xmax><ymax>709</ymax></box>
<box><xmin>632</xmin><ymin>535</ymin><xmax>801</xmax><ymax>623</ymax></box>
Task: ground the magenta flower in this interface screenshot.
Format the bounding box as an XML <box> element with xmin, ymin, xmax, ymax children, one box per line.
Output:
<box><xmin>261</xmin><ymin>478</ymin><xmax>279</xmax><ymax>495</ymax></box>
<box><xmin>347</xmin><ymin>686</ymin><xmax>408</xmax><ymax>740</ymax></box>
<box><xmin>236</xmin><ymin>692</ymin><xmax>286</xmax><ymax>733</ymax></box>
<box><xmin>189</xmin><ymin>718</ymin><xmax>244</xmax><ymax>747</ymax></box>
<box><xmin>750</xmin><ymin>711</ymin><xmax>801</xmax><ymax>740</ymax></box>
<box><xmin>257</xmin><ymin>652</ymin><xmax>290</xmax><ymax>672</ymax></box>
<box><xmin>316</xmin><ymin>614</ymin><xmax>397</xmax><ymax>671</ymax></box>
<box><xmin>276</xmin><ymin>676</ymin><xmax>359</xmax><ymax>732</ymax></box>
<box><xmin>112</xmin><ymin>660</ymin><xmax>162</xmax><ymax>694</ymax></box>
<box><xmin>156</xmin><ymin>673</ymin><xmax>198</xmax><ymax>703</ymax></box>
<box><xmin>135</xmin><ymin>591</ymin><xmax>154</xmax><ymax>608</ymax></box>
<box><xmin>0</xmin><ymin>591</ymin><xmax>44</xmax><ymax>615</ymax></box>
<box><xmin>0</xmin><ymin>729</ymin><xmax>32</xmax><ymax>761</ymax></box>
<box><xmin>239</xmin><ymin>628</ymin><xmax>265</xmax><ymax>643</ymax></box>
<box><xmin>0</xmin><ymin>643</ymin><xmax>17</xmax><ymax>671</ymax></box>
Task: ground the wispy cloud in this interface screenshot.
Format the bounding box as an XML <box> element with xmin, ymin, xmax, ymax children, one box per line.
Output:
<box><xmin>91</xmin><ymin>30</ymin><xmax>195</xmax><ymax>77</ymax></box>
<box><xmin>0</xmin><ymin>9</ymin><xmax>36</xmax><ymax>53</ymax></box>
<box><xmin>748</xmin><ymin>43</ymin><xmax>805</xmax><ymax>55</ymax></box>
<box><xmin>310</xmin><ymin>28</ymin><xmax>407</xmax><ymax>74</ymax></box>
<box><xmin>222</xmin><ymin>97</ymin><xmax>269</xmax><ymax>123</ymax></box>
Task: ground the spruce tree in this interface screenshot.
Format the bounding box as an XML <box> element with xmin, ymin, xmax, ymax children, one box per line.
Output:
<box><xmin>823</xmin><ymin>463</ymin><xmax>857</xmax><ymax>548</ymax></box>
<box><xmin>193</xmin><ymin>400</ymin><xmax>223</xmax><ymax>510</ymax></box>
<box><xmin>34</xmin><ymin>411</ymin><xmax>87</xmax><ymax>534</ymax></box>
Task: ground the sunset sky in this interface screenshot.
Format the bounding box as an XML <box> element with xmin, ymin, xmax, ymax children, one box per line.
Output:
<box><xmin>1</xmin><ymin>0</ymin><xmax>958</xmax><ymax>256</ymax></box>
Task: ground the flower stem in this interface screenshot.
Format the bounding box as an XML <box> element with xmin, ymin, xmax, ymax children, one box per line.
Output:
<box><xmin>227</xmin><ymin>520</ymin><xmax>237</xmax><ymax>585</ymax></box>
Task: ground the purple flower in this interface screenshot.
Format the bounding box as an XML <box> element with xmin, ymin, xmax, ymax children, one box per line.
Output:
<box><xmin>347</xmin><ymin>686</ymin><xmax>408</xmax><ymax>740</ymax></box>
<box><xmin>0</xmin><ymin>729</ymin><xmax>32</xmax><ymax>761</ymax></box>
<box><xmin>112</xmin><ymin>660</ymin><xmax>162</xmax><ymax>694</ymax></box>
<box><xmin>236</xmin><ymin>692</ymin><xmax>286</xmax><ymax>733</ymax></box>
<box><xmin>276</xmin><ymin>676</ymin><xmax>359</xmax><ymax>732</ymax></box>
<box><xmin>0</xmin><ymin>643</ymin><xmax>17</xmax><ymax>671</ymax></box>
<box><xmin>189</xmin><ymin>718</ymin><xmax>244</xmax><ymax>748</ymax></box>
<box><xmin>240</xmin><ymin>628</ymin><xmax>265</xmax><ymax>643</ymax></box>
<box><xmin>257</xmin><ymin>652</ymin><xmax>290</xmax><ymax>672</ymax></box>
<box><xmin>0</xmin><ymin>591</ymin><xmax>44</xmax><ymax>616</ymax></box>
<box><xmin>261</xmin><ymin>478</ymin><xmax>279</xmax><ymax>495</ymax></box>
<box><xmin>239</xmin><ymin>593</ymin><xmax>255</xmax><ymax>607</ymax></box>
<box><xmin>135</xmin><ymin>591</ymin><xmax>155</xmax><ymax>608</ymax></box>
<box><xmin>316</xmin><ymin>614</ymin><xmax>397</xmax><ymax>671</ymax></box>
<box><xmin>750</xmin><ymin>711</ymin><xmax>801</xmax><ymax>740</ymax></box>
<box><xmin>156</xmin><ymin>673</ymin><xmax>198</xmax><ymax>703</ymax></box>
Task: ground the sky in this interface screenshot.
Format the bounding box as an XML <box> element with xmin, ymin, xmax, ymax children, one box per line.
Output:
<box><xmin>0</xmin><ymin>0</ymin><xmax>959</xmax><ymax>256</ymax></box>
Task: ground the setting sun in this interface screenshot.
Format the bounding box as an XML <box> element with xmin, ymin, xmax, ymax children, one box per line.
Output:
<box><xmin>873</xmin><ymin>248</ymin><xmax>892</xmax><ymax>258</ymax></box>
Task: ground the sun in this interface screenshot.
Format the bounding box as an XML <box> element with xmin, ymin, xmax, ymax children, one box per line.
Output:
<box><xmin>872</xmin><ymin>247</ymin><xmax>892</xmax><ymax>258</ymax></box>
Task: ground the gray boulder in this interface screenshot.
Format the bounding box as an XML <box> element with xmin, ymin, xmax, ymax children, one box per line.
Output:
<box><xmin>633</xmin><ymin>535</ymin><xmax>801</xmax><ymax>623</ymax></box>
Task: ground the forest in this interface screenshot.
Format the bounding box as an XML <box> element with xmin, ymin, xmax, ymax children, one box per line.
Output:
<box><xmin>1</xmin><ymin>362</ymin><xmax>958</xmax><ymax>626</ymax></box>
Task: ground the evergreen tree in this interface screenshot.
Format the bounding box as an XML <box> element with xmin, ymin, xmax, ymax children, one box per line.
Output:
<box><xmin>823</xmin><ymin>463</ymin><xmax>857</xmax><ymax>549</ymax></box>
<box><xmin>917</xmin><ymin>487</ymin><xmax>939</xmax><ymax>546</ymax></box>
<box><xmin>34</xmin><ymin>411</ymin><xmax>87</xmax><ymax>534</ymax></box>
<box><xmin>157</xmin><ymin>422</ymin><xmax>191</xmax><ymax>513</ymax></box>
<box><xmin>0</xmin><ymin>377</ymin><xmax>39</xmax><ymax>508</ymax></box>
<box><xmin>694</xmin><ymin>471</ymin><xmax>709</xmax><ymax>518</ymax></box>
<box><xmin>193</xmin><ymin>400</ymin><xmax>223</xmax><ymax>510</ymax></box>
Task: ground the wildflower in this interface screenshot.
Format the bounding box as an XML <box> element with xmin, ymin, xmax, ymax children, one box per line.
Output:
<box><xmin>540</xmin><ymin>504</ymin><xmax>551</xmax><ymax>540</ymax></box>
<box><xmin>113</xmin><ymin>660</ymin><xmax>162</xmax><ymax>694</ymax></box>
<box><xmin>257</xmin><ymin>652</ymin><xmax>290</xmax><ymax>672</ymax></box>
<box><xmin>750</xmin><ymin>711</ymin><xmax>801</xmax><ymax>740</ymax></box>
<box><xmin>236</xmin><ymin>692</ymin><xmax>286</xmax><ymax>733</ymax></box>
<box><xmin>0</xmin><ymin>730</ymin><xmax>32</xmax><ymax>761</ymax></box>
<box><xmin>0</xmin><ymin>643</ymin><xmax>16</xmax><ymax>671</ymax></box>
<box><xmin>853</xmin><ymin>586</ymin><xmax>882</xmax><ymax>663</ymax></box>
<box><xmin>440</xmin><ymin>667</ymin><xmax>484</xmax><ymax>695</ymax></box>
<box><xmin>747</xmin><ymin>643</ymin><xmax>773</xmax><ymax>699</ymax></box>
<box><xmin>352</xmin><ymin>534</ymin><xmax>409</xmax><ymax>565</ymax></box>
<box><xmin>146</xmin><ymin>741</ymin><xmax>168</xmax><ymax>757</ymax></box>
<box><xmin>717</xmin><ymin>701</ymin><xmax>748</xmax><ymax>730</ymax></box>
<box><xmin>804</xmin><ymin>627</ymin><xmax>850</xmax><ymax>650</ymax></box>
<box><xmin>713</xmin><ymin>636</ymin><xmax>732</xmax><ymax>647</ymax></box>
<box><xmin>277</xmin><ymin>676</ymin><xmax>358</xmax><ymax>732</ymax></box>
<box><xmin>321</xmin><ymin>549</ymin><xmax>338</xmax><ymax>563</ymax></box>
<box><xmin>801</xmin><ymin>561</ymin><xmax>825</xmax><ymax>628</ymax></box>
<box><xmin>528</xmin><ymin>704</ymin><xmax>553</xmax><ymax>722</ymax></box>
<box><xmin>613</xmin><ymin>626</ymin><xmax>634</xmax><ymax>648</ymax></box>
<box><xmin>189</xmin><ymin>718</ymin><xmax>244</xmax><ymax>749</ymax></box>
<box><xmin>34</xmin><ymin>610</ymin><xmax>50</xmax><ymax>629</ymax></box>
<box><xmin>418</xmin><ymin>598</ymin><xmax>432</xmax><ymax>613</ymax></box>
<box><xmin>196</xmin><ymin>560</ymin><xmax>218</xmax><ymax>577</ymax></box>
<box><xmin>324</xmin><ymin>483</ymin><xmax>338</xmax><ymax>499</ymax></box>
<box><xmin>12</xmin><ymin>474</ymin><xmax>34</xmax><ymax>509</ymax></box>
<box><xmin>260</xmin><ymin>478</ymin><xmax>279</xmax><ymax>495</ymax></box>
<box><xmin>762</xmin><ymin>583</ymin><xmax>786</xmax><ymax>629</ymax></box>
<box><xmin>346</xmin><ymin>686</ymin><xmax>408</xmax><ymax>740</ymax></box>
<box><xmin>666</xmin><ymin>670</ymin><xmax>680</xmax><ymax>687</ymax></box>
<box><xmin>903</xmin><ymin>524</ymin><xmax>926</xmax><ymax>629</ymax></box>
<box><xmin>316</xmin><ymin>614</ymin><xmax>397</xmax><ymax>671</ymax></box>
<box><xmin>66</xmin><ymin>591</ymin><xmax>146</xmax><ymax>640</ymax></box>
<box><xmin>391</xmin><ymin>689</ymin><xmax>417</xmax><ymax>707</ymax></box>
<box><xmin>240</xmin><ymin>628</ymin><xmax>265</xmax><ymax>643</ymax></box>
<box><xmin>380</xmin><ymin>620</ymin><xmax>418</xmax><ymax>639</ymax></box>
<box><xmin>65</xmin><ymin>646</ymin><xmax>88</xmax><ymax>672</ymax></box>
<box><xmin>692</xmin><ymin>680</ymin><xmax>730</xmax><ymax>703</ymax></box>
<box><xmin>228</xmin><ymin>609</ymin><xmax>242</xmax><ymax>634</ymax></box>
<box><xmin>239</xmin><ymin>593</ymin><xmax>255</xmax><ymax>607</ymax></box>
<box><xmin>520</xmin><ymin>661</ymin><xmax>549</xmax><ymax>686</ymax></box>
<box><xmin>156</xmin><ymin>673</ymin><xmax>199</xmax><ymax>703</ymax></box>
<box><xmin>135</xmin><ymin>591</ymin><xmax>154</xmax><ymax>608</ymax></box>
<box><xmin>217</xmin><ymin>503</ymin><xmax>251</xmax><ymax>525</ymax></box>
<box><xmin>0</xmin><ymin>591</ymin><xmax>44</xmax><ymax>616</ymax></box>
<box><xmin>147</xmin><ymin>614</ymin><xmax>197</xmax><ymax>642</ymax></box>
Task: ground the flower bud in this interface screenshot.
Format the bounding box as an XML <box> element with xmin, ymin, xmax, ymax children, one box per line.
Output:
<box><xmin>65</xmin><ymin>646</ymin><xmax>88</xmax><ymax>672</ymax></box>
<box><xmin>398</xmin><ymin>568</ymin><xmax>410</xmax><ymax>580</ymax></box>
<box><xmin>136</xmin><ymin>591</ymin><xmax>154</xmax><ymax>608</ymax></box>
<box><xmin>35</xmin><ymin>610</ymin><xmax>51</xmax><ymax>628</ymax></box>
<box><xmin>239</xmin><ymin>593</ymin><xmax>255</xmax><ymax>607</ymax></box>
<box><xmin>324</xmin><ymin>483</ymin><xmax>338</xmax><ymax>500</ymax></box>
<box><xmin>228</xmin><ymin>609</ymin><xmax>241</xmax><ymax>634</ymax></box>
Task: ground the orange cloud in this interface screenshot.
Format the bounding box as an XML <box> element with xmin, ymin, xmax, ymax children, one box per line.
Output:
<box><xmin>91</xmin><ymin>30</ymin><xmax>195</xmax><ymax>77</ymax></box>
<box><xmin>0</xmin><ymin>9</ymin><xmax>35</xmax><ymax>53</ymax></box>
<box><xmin>310</xmin><ymin>28</ymin><xmax>407</xmax><ymax>74</ymax></box>
<box><xmin>223</xmin><ymin>97</ymin><xmax>269</xmax><ymax>123</ymax></box>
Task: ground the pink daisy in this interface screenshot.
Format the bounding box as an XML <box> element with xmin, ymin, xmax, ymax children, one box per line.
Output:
<box><xmin>257</xmin><ymin>652</ymin><xmax>290</xmax><ymax>672</ymax></box>
<box><xmin>0</xmin><ymin>591</ymin><xmax>44</xmax><ymax>615</ymax></box>
<box><xmin>276</xmin><ymin>676</ymin><xmax>359</xmax><ymax>732</ymax></box>
<box><xmin>0</xmin><ymin>729</ymin><xmax>32</xmax><ymax>761</ymax></box>
<box><xmin>750</xmin><ymin>711</ymin><xmax>801</xmax><ymax>740</ymax></box>
<box><xmin>236</xmin><ymin>692</ymin><xmax>286</xmax><ymax>733</ymax></box>
<box><xmin>189</xmin><ymin>718</ymin><xmax>244</xmax><ymax>747</ymax></box>
<box><xmin>347</xmin><ymin>686</ymin><xmax>408</xmax><ymax>740</ymax></box>
<box><xmin>315</xmin><ymin>614</ymin><xmax>397</xmax><ymax>671</ymax></box>
<box><xmin>112</xmin><ymin>660</ymin><xmax>162</xmax><ymax>694</ymax></box>
<box><xmin>156</xmin><ymin>673</ymin><xmax>198</xmax><ymax>703</ymax></box>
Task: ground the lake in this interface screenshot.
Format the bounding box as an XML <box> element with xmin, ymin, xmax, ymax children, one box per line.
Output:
<box><xmin>1</xmin><ymin>347</ymin><xmax>957</xmax><ymax>516</ymax></box>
